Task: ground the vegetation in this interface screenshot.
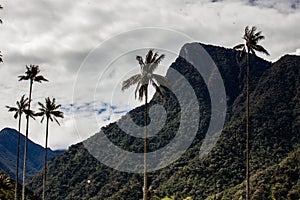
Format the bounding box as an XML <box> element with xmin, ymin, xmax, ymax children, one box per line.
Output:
<box><xmin>18</xmin><ymin>65</ymin><xmax>48</xmax><ymax>200</ymax></box>
<box><xmin>6</xmin><ymin>95</ymin><xmax>30</xmax><ymax>200</ymax></box>
<box><xmin>0</xmin><ymin>170</ymin><xmax>38</xmax><ymax>200</ymax></box>
<box><xmin>27</xmin><ymin>44</ymin><xmax>300</xmax><ymax>199</ymax></box>
<box><xmin>121</xmin><ymin>49</ymin><xmax>169</xmax><ymax>200</ymax></box>
<box><xmin>36</xmin><ymin>97</ymin><xmax>64</xmax><ymax>200</ymax></box>
<box><xmin>233</xmin><ymin>26</ymin><xmax>270</xmax><ymax>200</ymax></box>
<box><xmin>207</xmin><ymin>148</ymin><xmax>300</xmax><ymax>200</ymax></box>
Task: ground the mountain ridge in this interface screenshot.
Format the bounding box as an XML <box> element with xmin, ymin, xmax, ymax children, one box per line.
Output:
<box><xmin>0</xmin><ymin>127</ymin><xmax>64</xmax><ymax>182</ymax></box>
<box><xmin>28</xmin><ymin>42</ymin><xmax>300</xmax><ymax>199</ymax></box>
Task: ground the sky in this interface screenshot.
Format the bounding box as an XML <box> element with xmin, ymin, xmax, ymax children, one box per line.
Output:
<box><xmin>0</xmin><ymin>0</ymin><xmax>299</xmax><ymax>150</ymax></box>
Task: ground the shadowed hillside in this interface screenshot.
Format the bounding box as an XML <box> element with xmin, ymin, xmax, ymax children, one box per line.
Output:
<box><xmin>0</xmin><ymin>128</ymin><xmax>64</xmax><ymax>182</ymax></box>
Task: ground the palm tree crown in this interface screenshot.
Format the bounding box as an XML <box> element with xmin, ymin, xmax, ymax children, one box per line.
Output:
<box><xmin>36</xmin><ymin>97</ymin><xmax>64</xmax><ymax>124</ymax></box>
<box><xmin>122</xmin><ymin>49</ymin><xmax>169</xmax><ymax>100</ymax></box>
<box><xmin>234</xmin><ymin>26</ymin><xmax>270</xmax><ymax>58</ymax></box>
<box><xmin>36</xmin><ymin>97</ymin><xmax>63</xmax><ymax>200</ymax></box>
<box><xmin>18</xmin><ymin>65</ymin><xmax>48</xmax><ymax>83</ymax></box>
<box><xmin>6</xmin><ymin>95</ymin><xmax>29</xmax><ymax>119</ymax></box>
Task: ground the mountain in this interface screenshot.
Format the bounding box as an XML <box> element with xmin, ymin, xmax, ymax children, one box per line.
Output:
<box><xmin>0</xmin><ymin>128</ymin><xmax>64</xmax><ymax>182</ymax></box>
<box><xmin>0</xmin><ymin>169</ymin><xmax>39</xmax><ymax>200</ymax></box>
<box><xmin>28</xmin><ymin>43</ymin><xmax>300</xmax><ymax>199</ymax></box>
<box><xmin>206</xmin><ymin>148</ymin><xmax>300</xmax><ymax>200</ymax></box>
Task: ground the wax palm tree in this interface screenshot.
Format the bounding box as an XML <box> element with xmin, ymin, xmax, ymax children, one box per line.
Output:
<box><xmin>18</xmin><ymin>65</ymin><xmax>48</xmax><ymax>200</ymax></box>
<box><xmin>36</xmin><ymin>97</ymin><xmax>63</xmax><ymax>200</ymax></box>
<box><xmin>233</xmin><ymin>26</ymin><xmax>269</xmax><ymax>200</ymax></box>
<box><xmin>122</xmin><ymin>49</ymin><xmax>169</xmax><ymax>200</ymax></box>
<box><xmin>6</xmin><ymin>95</ymin><xmax>30</xmax><ymax>200</ymax></box>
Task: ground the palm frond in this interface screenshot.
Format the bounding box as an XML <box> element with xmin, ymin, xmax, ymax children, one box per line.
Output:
<box><xmin>122</xmin><ymin>74</ymin><xmax>141</xmax><ymax>91</ymax></box>
<box><xmin>152</xmin><ymin>74</ymin><xmax>171</xmax><ymax>89</ymax></box>
<box><xmin>244</xmin><ymin>26</ymin><xmax>250</xmax><ymax>35</ymax></box>
<box><xmin>255</xmin><ymin>35</ymin><xmax>265</xmax><ymax>41</ymax></box>
<box><xmin>6</xmin><ymin>106</ymin><xmax>18</xmax><ymax>112</ymax></box>
<box><xmin>136</xmin><ymin>56</ymin><xmax>145</xmax><ymax>68</ymax></box>
<box><xmin>138</xmin><ymin>84</ymin><xmax>148</xmax><ymax>101</ymax></box>
<box><xmin>35</xmin><ymin>112</ymin><xmax>44</xmax><ymax>117</ymax></box>
<box><xmin>40</xmin><ymin>116</ymin><xmax>45</xmax><ymax>123</ymax></box>
<box><xmin>14</xmin><ymin>112</ymin><xmax>19</xmax><ymax>119</ymax></box>
<box><xmin>38</xmin><ymin>102</ymin><xmax>45</xmax><ymax>109</ymax></box>
<box><xmin>54</xmin><ymin>117</ymin><xmax>61</xmax><ymax>126</ymax></box>
<box><xmin>34</xmin><ymin>75</ymin><xmax>48</xmax><ymax>83</ymax></box>
<box><xmin>250</xmin><ymin>48</ymin><xmax>256</xmax><ymax>56</ymax></box>
<box><xmin>252</xmin><ymin>45</ymin><xmax>270</xmax><ymax>56</ymax></box>
<box><xmin>52</xmin><ymin>111</ymin><xmax>64</xmax><ymax>118</ymax></box>
<box><xmin>55</xmin><ymin>104</ymin><xmax>61</xmax><ymax>109</ymax></box>
<box><xmin>239</xmin><ymin>47</ymin><xmax>246</xmax><ymax>60</ymax></box>
<box><xmin>154</xmin><ymin>54</ymin><xmax>165</xmax><ymax>64</ymax></box>
<box><xmin>24</xmin><ymin>109</ymin><xmax>36</xmax><ymax>120</ymax></box>
<box><xmin>233</xmin><ymin>44</ymin><xmax>245</xmax><ymax>50</ymax></box>
<box><xmin>152</xmin><ymin>81</ymin><xmax>163</xmax><ymax>97</ymax></box>
<box><xmin>145</xmin><ymin>49</ymin><xmax>154</xmax><ymax>64</ymax></box>
<box><xmin>150</xmin><ymin>52</ymin><xmax>158</xmax><ymax>63</ymax></box>
<box><xmin>249</xmin><ymin>26</ymin><xmax>257</xmax><ymax>36</ymax></box>
<box><xmin>18</xmin><ymin>75</ymin><xmax>29</xmax><ymax>81</ymax></box>
<box><xmin>134</xmin><ymin>81</ymin><xmax>141</xmax><ymax>99</ymax></box>
<box><xmin>148</xmin><ymin>54</ymin><xmax>165</xmax><ymax>73</ymax></box>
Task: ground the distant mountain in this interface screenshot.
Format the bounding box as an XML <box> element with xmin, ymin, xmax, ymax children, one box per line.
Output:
<box><xmin>28</xmin><ymin>43</ymin><xmax>299</xmax><ymax>199</ymax></box>
<box><xmin>0</xmin><ymin>128</ymin><xmax>64</xmax><ymax>182</ymax></box>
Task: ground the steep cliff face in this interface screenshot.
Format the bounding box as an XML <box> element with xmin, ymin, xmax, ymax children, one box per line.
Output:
<box><xmin>28</xmin><ymin>43</ymin><xmax>299</xmax><ymax>199</ymax></box>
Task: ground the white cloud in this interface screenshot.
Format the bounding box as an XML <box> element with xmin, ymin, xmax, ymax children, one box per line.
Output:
<box><xmin>0</xmin><ymin>0</ymin><xmax>299</xmax><ymax>149</ymax></box>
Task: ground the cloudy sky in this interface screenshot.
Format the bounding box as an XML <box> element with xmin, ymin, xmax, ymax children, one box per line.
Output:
<box><xmin>0</xmin><ymin>0</ymin><xmax>299</xmax><ymax>150</ymax></box>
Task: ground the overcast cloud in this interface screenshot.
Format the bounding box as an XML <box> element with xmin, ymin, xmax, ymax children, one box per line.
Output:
<box><xmin>0</xmin><ymin>0</ymin><xmax>299</xmax><ymax>149</ymax></box>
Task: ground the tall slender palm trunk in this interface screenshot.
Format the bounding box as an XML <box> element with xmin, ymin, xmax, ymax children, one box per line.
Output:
<box><xmin>22</xmin><ymin>80</ymin><xmax>33</xmax><ymax>200</ymax></box>
<box><xmin>143</xmin><ymin>90</ymin><xmax>148</xmax><ymax>200</ymax></box>
<box><xmin>15</xmin><ymin>115</ymin><xmax>22</xmax><ymax>200</ymax></box>
<box><xmin>246</xmin><ymin>50</ymin><xmax>250</xmax><ymax>200</ymax></box>
<box><xmin>42</xmin><ymin>118</ymin><xmax>49</xmax><ymax>200</ymax></box>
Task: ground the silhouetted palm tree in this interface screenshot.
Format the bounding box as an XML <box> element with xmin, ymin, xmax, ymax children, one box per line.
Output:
<box><xmin>36</xmin><ymin>97</ymin><xmax>63</xmax><ymax>200</ymax></box>
<box><xmin>233</xmin><ymin>26</ymin><xmax>269</xmax><ymax>200</ymax></box>
<box><xmin>6</xmin><ymin>95</ymin><xmax>30</xmax><ymax>200</ymax></box>
<box><xmin>18</xmin><ymin>65</ymin><xmax>48</xmax><ymax>200</ymax></box>
<box><xmin>122</xmin><ymin>49</ymin><xmax>169</xmax><ymax>200</ymax></box>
